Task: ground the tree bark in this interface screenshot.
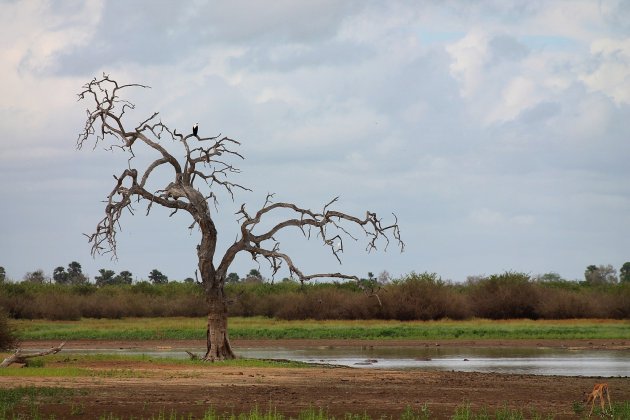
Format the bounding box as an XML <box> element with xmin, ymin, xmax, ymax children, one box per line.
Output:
<box><xmin>203</xmin><ymin>285</ymin><xmax>234</xmax><ymax>360</ymax></box>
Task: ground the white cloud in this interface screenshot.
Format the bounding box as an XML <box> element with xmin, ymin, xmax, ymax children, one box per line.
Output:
<box><xmin>446</xmin><ymin>30</ymin><xmax>490</xmax><ymax>98</ymax></box>
<box><xmin>0</xmin><ymin>2</ymin><xmax>102</xmax><ymax>73</ymax></box>
<box><xmin>1</xmin><ymin>1</ymin><xmax>629</xmax><ymax>283</ymax></box>
<box><xmin>0</xmin><ymin>1</ymin><xmax>104</xmax><ymax>159</ymax></box>
<box><xmin>486</xmin><ymin>76</ymin><xmax>542</xmax><ymax>123</ymax></box>
<box><xmin>580</xmin><ymin>38</ymin><xmax>630</xmax><ymax>104</ymax></box>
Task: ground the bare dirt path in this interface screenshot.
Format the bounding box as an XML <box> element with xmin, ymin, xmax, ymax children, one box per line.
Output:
<box><xmin>2</xmin><ymin>339</ymin><xmax>629</xmax><ymax>419</ymax></box>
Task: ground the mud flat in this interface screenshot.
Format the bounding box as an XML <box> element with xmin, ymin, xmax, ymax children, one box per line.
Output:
<box><xmin>2</xmin><ymin>339</ymin><xmax>629</xmax><ymax>419</ymax></box>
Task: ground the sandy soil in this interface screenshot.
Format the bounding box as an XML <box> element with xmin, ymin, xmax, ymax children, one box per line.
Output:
<box><xmin>2</xmin><ymin>339</ymin><xmax>629</xmax><ymax>419</ymax></box>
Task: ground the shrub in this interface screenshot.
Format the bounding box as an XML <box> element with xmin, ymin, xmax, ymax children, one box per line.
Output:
<box><xmin>0</xmin><ymin>308</ymin><xmax>17</xmax><ymax>350</ymax></box>
<box><xmin>467</xmin><ymin>272</ymin><xmax>540</xmax><ymax>319</ymax></box>
<box><xmin>381</xmin><ymin>272</ymin><xmax>470</xmax><ymax>320</ymax></box>
<box><xmin>0</xmin><ymin>271</ymin><xmax>628</xmax><ymax>320</ymax></box>
<box><xmin>536</xmin><ymin>288</ymin><xmax>592</xmax><ymax>319</ymax></box>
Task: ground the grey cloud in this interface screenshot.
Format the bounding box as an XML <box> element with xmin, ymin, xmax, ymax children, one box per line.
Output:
<box><xmin>443</xmin><ymin>0</ymin><xmax>543</xmax><ymax>23</ymax></box>
<box><xmin>516</xmin><ymin>101</ymin><xmax>561</xmax><ymax>124</ymax></box>
<box><xmin>230</xmin><ymin>40</ymin><xmax>373</xmax><ymax>73</ymax></box>
<box><xmin>489</xmin><ymin>34</ymin><xmax>529</xmax><ymax>63</ymax></box>
<box><xmin>602</xmin><ymin>0</ymin><xmax>630</xmax><ymax>34</ymax></box>
<box><xmin>51</xmin><ymin>0</ymin><xmax>366</xmax><ymax>76</ymax></box>
<box><xmin>198</xmin><ymin>0</ymin><xmax>365</xmax><ymax>43</ymax></box>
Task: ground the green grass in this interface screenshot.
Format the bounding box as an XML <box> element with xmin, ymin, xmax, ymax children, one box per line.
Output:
<box><xmin>0</xmin><ymin>354</ymin><xmax>312</xmax><ymax>378</ymax></box>
<box><xmin>574</xmin><ymin>401</ymin><xmax>630</xmax><ymax>419</ymax></box>
<box><xmin>0</xmin><ymin>386</ymin><xmax>80</xmax><ymax>419</ymax></box>
<box><xmin>1</xmin><ymin>396</ymin><xmax>629</xmax><ymax>420</ymax></box>
<box><xmin>12</xmin><ymin>317</ymin><xmax>630</xmax><ymax>341</ymax></box>
<box><xmin>0</xmin><ymin>366</ymin><xmax>87</xmax><ymax>377</ymax></box>
<box><xmin>0</xmin><ymin>404</ymin><xmax>558</xmax><ymax>420</ymax></box>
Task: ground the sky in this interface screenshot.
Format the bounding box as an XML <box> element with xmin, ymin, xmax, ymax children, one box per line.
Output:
<box><xmin>1</xmin><ymin>0</ymin><xmax>629</xmax><ymax>283</ymax></box>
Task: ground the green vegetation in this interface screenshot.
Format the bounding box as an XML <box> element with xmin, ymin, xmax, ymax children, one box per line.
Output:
<box><xmin>0</xmin><ymin>386</ymin><xmax>628</xmax><ymax>420</ymax></box>
<box><xmin>571</xmin><ymin>400</ymin><xmax>630</xmax><ymax>420</ymax></box>
<box><xmin>2</xmin><ymin>271</ymin><xmax>630</xmax><ymax>322</ymax></box>
<box><xmin>451</xmin><ymin>402</ymin><xmax>557</xmax><ymax>420</ymax></box>
<box><xmin>0</xmin><ymin>366</ymin><xmax>87</xmax><ymax>377</ymax></box>
<box><xmin>11</xmin><ymin>317</ymin><xmax>630</xmax><ymax>341</ymax></box>
<box><xmin>0</xmin><ymin>308</ymin><xmax>16</xmax><ymax>350</ymax></box>
<box><xmin>0</xmin><ymin>403</ymin><xmax>575</xmax><ymax>420</ymax></box>
<box><xmin>0</xmin><ymin>386</ymin><xmax>80</xmax><ymax>419</ymax></box>
<box><xmin>0</xmin><ymin>353</ymin><xmax>312</xmax><ymax>377</ymax></box>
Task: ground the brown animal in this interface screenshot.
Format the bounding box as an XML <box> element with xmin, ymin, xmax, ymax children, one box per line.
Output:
<box><xmin>583</xmin><ymin>383</ymin><xmax>612</xmax><ymax>416</ymax></box>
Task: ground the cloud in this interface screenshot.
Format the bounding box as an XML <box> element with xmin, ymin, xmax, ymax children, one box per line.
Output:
<box><xmin>1</xmin><ymin>1</ymin><xmax>630</xmax><ymax>283</ymax></box>
<box><xmin>50</xmin><ymin>1</ymin><xmax>366</xmax><ymax>76</ymax></box>
<box><xmin>446</xmin><ymin>30</ymin><xmax>490</xmax><ymax>98</ymax></box>
<box><xmin>470</xmin><ymin>208</ymin><xmax>535</xmax><ymax>227</ymax></box>
<box><xmin>580</xmin><ymin>38</ymin><xmax>630</xmax><ymax>104</ymax></box>
<box><xmin>0</xmin><ymin>1</ymin><xmax>102</xmax><ymax>74</ymax></box>
<box><xmin>489</xmin><ymin>34</ymin><xmax>530</xmax><ymax>63</ymax></box>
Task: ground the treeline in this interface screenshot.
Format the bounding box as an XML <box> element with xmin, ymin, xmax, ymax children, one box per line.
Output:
<box><xmin>1</xmin><ymin>262</ymin><xmax>173</xmax><ymax>287</ymax></box>
<box><xmin>1</xmin><ymin>272</ymin><xmax>629</xmax><ymax>321</ymax></box>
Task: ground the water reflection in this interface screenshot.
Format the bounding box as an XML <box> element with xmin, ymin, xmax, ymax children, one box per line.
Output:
<box><xmin>236</xmin><ymin>346</ymin><xmax>630</xmax><ymax>377</ymax></box>
<box><xmin>64</xmin><ymin>346</ymin><xmax>630</xmax><ymax>377</ymax></box>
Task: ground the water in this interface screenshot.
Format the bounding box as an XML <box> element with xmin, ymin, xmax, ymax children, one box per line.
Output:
<box><xmin>63</xmin><ymin>345</ymin><xmax>630</xmax><ymax>377</ymax></box>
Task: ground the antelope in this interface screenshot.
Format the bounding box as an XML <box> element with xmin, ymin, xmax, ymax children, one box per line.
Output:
<box><xmin>583</xmin><ymin>383</ymin><xmax>611</xmax><ymax>417</ymax></box>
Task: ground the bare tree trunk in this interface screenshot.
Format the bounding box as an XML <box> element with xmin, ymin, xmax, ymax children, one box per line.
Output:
<box><xmin>203</xmin><ymin>285</ymin><xmax>235</xmax><ymax>361</ymax></box>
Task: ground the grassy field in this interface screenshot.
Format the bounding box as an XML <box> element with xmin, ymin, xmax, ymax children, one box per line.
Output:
<box><xmin>1</xmin><ymin>385</ymin><xmax>628</xmax><ymax>419</ymax></box>
<box><xmin>12</xmin><ymin>317</ymin><xmax>630</xmax><ymax>341</ymax></box>
<box><xmin>0</xmin><ymin>354</ymin><xmax>311</xmax><ymax>379</ymax></box>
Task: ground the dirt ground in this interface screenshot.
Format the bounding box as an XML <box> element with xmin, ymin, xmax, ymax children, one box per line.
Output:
<box><xmin>2</xmin><ymin>339</ymin><xmax>629</xmax><ymax>419</ymax></box>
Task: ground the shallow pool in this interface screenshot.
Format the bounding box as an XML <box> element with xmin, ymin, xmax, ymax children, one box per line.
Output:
<box><xmin>63</xmin><ymin>345</ymin><xmax>630</xmax><ymax>377</ymax></box>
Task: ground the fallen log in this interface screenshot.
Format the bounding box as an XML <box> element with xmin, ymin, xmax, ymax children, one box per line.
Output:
<box><xmin>0</xmin><ymin>342</ymin><xmax>66</xmax><ymax>367</ymax></box>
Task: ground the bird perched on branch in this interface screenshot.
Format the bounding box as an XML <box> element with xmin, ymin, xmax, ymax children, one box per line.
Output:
<box><xmin>192</xmin><ymin>123</ymin><xmax>199</xmax><ymax>136</ymax></box>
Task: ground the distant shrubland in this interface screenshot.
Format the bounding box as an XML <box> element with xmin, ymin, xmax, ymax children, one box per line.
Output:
<box><xmin>0</xmin><ymin>271</ymin><xmax>629</xmax><ymax>320</ymax></box>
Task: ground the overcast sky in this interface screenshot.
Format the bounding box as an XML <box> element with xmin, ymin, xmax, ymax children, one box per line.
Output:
<box><xmin>1</xmin><ymin>1</ymin><xmax>629</xmax><ymax>283</ymax></box>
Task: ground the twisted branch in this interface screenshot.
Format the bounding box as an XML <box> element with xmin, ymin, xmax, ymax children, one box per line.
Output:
<box><xmin>219</xmin><ymin>194</ymin><xmax>404</xmax><ymax>284</ymax></box>
<box><xmin>77</xmin><ymin>74</ymin><xmax>247</xmax><ymax>259</ymax></box>
<box><xmin>78</xmin><ymin>75</ymin><xmax>403</xmax><ymax>291</ymax></box>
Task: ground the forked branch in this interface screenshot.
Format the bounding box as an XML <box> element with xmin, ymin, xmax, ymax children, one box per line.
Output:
<box><xmin>219</xmin><ymin>195</ymin><xmax>404</xmax><ymax>284</ymax></box>
<box><xmin>77</xmin><ymin>74</ymin><xmax>248</xmax><ymax>258</ymax></box>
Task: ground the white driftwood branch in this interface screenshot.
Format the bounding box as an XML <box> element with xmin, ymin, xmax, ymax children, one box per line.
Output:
<box><xmin>0</xmin><ymin>342</ymin><xmax>66</xmax><ymax>367</ymax></box>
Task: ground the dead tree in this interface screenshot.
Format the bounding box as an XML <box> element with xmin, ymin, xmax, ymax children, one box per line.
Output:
<box><xmin>77</xmin><ymin>74</ymin><xmax>404</xmax><ymax>361</ymax></box>
<box><xmin>1</xmin><ymin>342</ymin><xmax>66</xmax><ymax>367</ymax></box>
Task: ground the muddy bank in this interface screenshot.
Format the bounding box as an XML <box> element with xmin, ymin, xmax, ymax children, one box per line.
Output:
<box><xmin>19</xmin><ymin>338</ymin><xmax>630</xmax><ymax>351</ymax></box>
<box><xmin>3</xmin><ymin>339</ymin><xmax>629</xmax><ymax>419</ymax></box>
<box><xmin>1</xmin><ymin>359</ymin><xmax>629</xmax><ymax>419</ymax></box>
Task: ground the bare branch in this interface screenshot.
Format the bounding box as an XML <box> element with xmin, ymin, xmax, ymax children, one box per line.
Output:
<box><xmin>218</xmin><ymin>197</ymin><xmax>403</xmax><ymax>284</ymax></box>
<box><xmin>77</xmin><ymin>76</ymin><xmax>248</xmax><ymax>258</ymax></box>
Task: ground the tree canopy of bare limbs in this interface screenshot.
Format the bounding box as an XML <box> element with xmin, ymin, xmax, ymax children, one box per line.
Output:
<box><xmin>77</xmin><ymin>74</ymin><xmax>404</xmax><ymax>360</ymax></box>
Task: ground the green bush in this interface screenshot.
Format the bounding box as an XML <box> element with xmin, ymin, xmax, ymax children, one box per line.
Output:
<box><xmin>0</xmin><ymin>308</ymin><xmax>17</xmax><ymax>350</ymax></box>
<box><xmin>1</xmin><ymin>271</ymin><xmax>629</xmax><ymax>320</ymax></box>
<box><xmin>467</xmin><ymin>272</ymin><xmax>540</xmax><ymax>319</ymax></box>
<box><xmin>381</xmin><ymin>272</ymin><xmax>470</xmax><ymax>320</ymax></box>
